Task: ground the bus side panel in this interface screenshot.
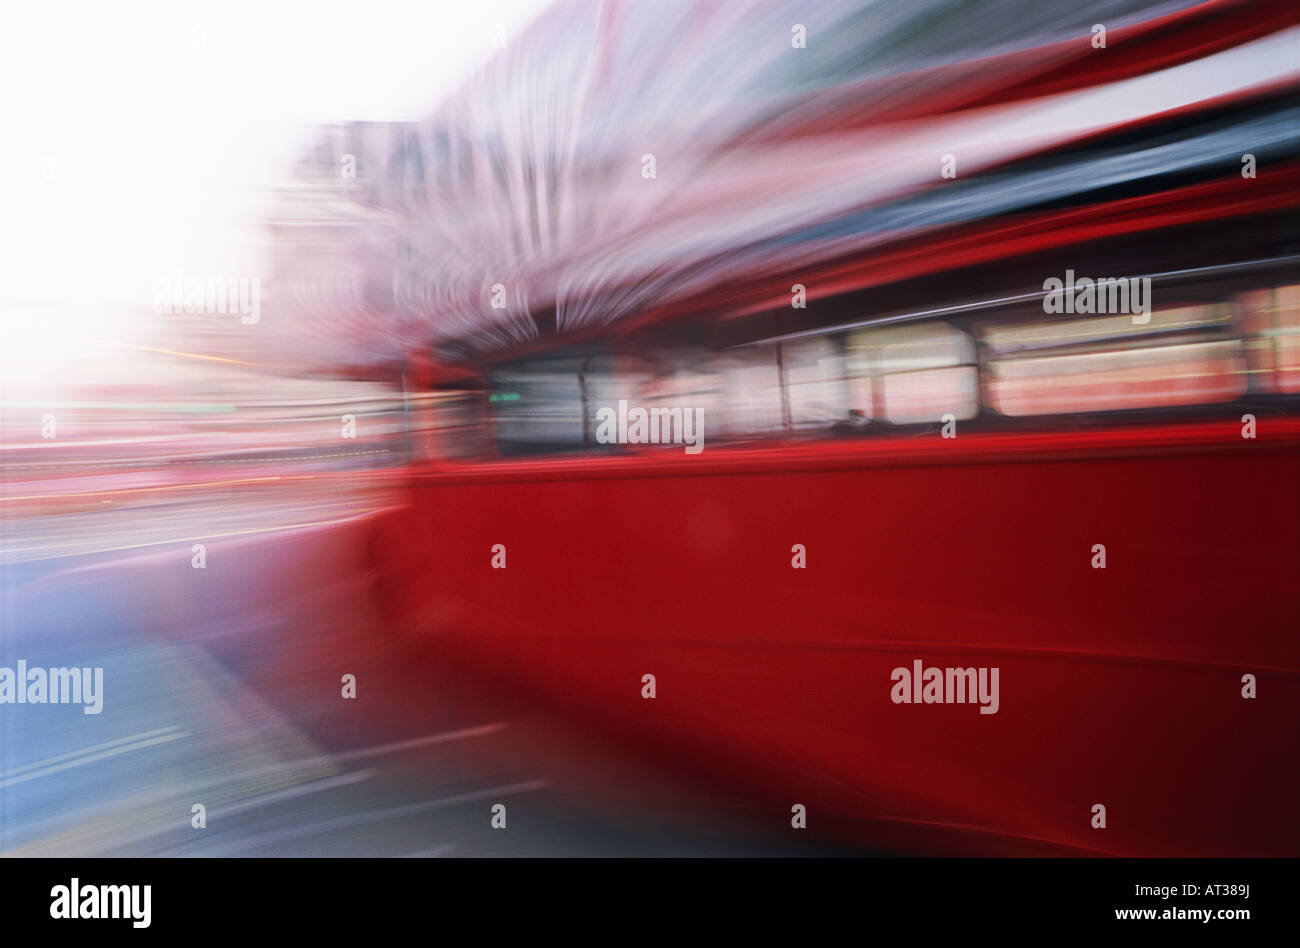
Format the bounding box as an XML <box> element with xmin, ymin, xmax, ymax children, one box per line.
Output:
<box><xmin>385</xmin><ymin>440</ymin><xmax>1300</xmax><ymax>856</ymax></box>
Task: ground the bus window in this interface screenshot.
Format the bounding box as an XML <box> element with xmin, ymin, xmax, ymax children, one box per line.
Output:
<box><xmin>638</xmin><ymin>355</ymin><xmax>725</xmax><ymax>446</ymax></box>
<box><xmin>490</xmin><ymin>356</ymin><xmax>588</xmax><ymax>456</ymax></box>
<box><xmin>784</xmin><ymin>336</ymin><xmax>852</xmax><ymax>433</ymax></box>
<box><xmin>845</xmin><ymin>322</ymin><xmax>977</xmax><ymax>425</ymax></box>
<box><xmin>1239</xmin><ymin>285</ymin><xmax>1300</xmax><ymax>395</ymax></box>
<box><xmin>1280</xmin><ymin>285</ymin><xmax>1300</xmax><ymax>394</ymax></box>
<box><xmin>424</xmin><ymin>388</ymin><xmax>490</xmax><ymax>460</ymax></box>
<box><xmin>580</xmin><ymin>353</ymin><xmax>654</xmax><ymax>452</ymax></box>
<box><xmin>981</xmin><ymin>304</ymin><xmax>1246</xmax><ymax>416</ymax></box>
<box><xmin>717</xmin><ymin>348</ymin><xmax>784</xmax><ymax>440</ymax></box>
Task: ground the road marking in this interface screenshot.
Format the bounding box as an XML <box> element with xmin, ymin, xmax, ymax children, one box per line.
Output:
<box><xmin>195</xmin><ymin>780</ymin><xmax>550</xmax><ymax>854</ymax></box>
<box><xmin>138</xmin><ymin>724</ymin><xmax>511</xmax><ymax>807</ymax></box>
<box><xmin>0</xmin><ymin>729</ymin><xmax>189</xmax><ymax>789</ymax></box>
<box><xmin>0</xmin><ymin>510</ymin><xmax>381</xmax><ymax>562</ymax></box>
<box><xmin>403</xmin><ymin>844</ymin><xmax>458</xmax><ymax>858</ymax></box>
<box><xmin>213</xmin><ymin>769</ymin><xmax>379</xmax><ymax>820</ymax></box>
<box><xmin>1</xmin><ymin>726</ymin><xmax>183</xmax><ymax>778</ymax></box>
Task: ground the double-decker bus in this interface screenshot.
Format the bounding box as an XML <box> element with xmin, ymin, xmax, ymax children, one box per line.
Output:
<box><xmin>358</xmin><ymin>0</ymin><xmax>1300</xmax><ymax>855</ymax></box>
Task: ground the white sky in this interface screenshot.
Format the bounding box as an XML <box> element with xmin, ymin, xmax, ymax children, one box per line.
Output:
<box><xmin>0</xmin><ymin>0</ymin><xmax>551</xmax><ymax>313</ymax></box>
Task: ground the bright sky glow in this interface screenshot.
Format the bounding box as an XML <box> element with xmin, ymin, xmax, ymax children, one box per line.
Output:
<box><xmin>0</xmin><ymin>0</ymin><xmax>551</xmax><ymax>311</ymax></box>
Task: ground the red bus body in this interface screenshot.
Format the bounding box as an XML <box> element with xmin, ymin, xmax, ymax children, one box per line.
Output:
<box><xmin>351</xmin><ymin>0</ymin><xmax>1300</xmax><ymax>856</ymax></box>
<box><xmin>374</xmin><ymin>418</ymin><xmax>1300</xmax><ymax>856</ymax></box>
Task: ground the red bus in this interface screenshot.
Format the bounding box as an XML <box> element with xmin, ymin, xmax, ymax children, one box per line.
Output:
<box><xmin>370</xmin><ymin>232</ymin><xmax>1299</xmax><ymax>856</ymax></box>
<box><xmin>357</xmin><ymin>1</ymin><xmax>1300</xmax><ymax>855</ymax></box>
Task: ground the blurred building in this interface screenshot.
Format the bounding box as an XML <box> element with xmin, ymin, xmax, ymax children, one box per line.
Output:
<box><xmin>258</xmin><ymin>0</ymin><xmax>1298</xmax><ymax>378</ymax></box>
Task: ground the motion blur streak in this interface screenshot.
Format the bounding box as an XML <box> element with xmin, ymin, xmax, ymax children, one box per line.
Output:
<box><xmin>2</xmin><ymin>0</ymin><xmax>1298</xmax><ymax>857</ymax></box>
